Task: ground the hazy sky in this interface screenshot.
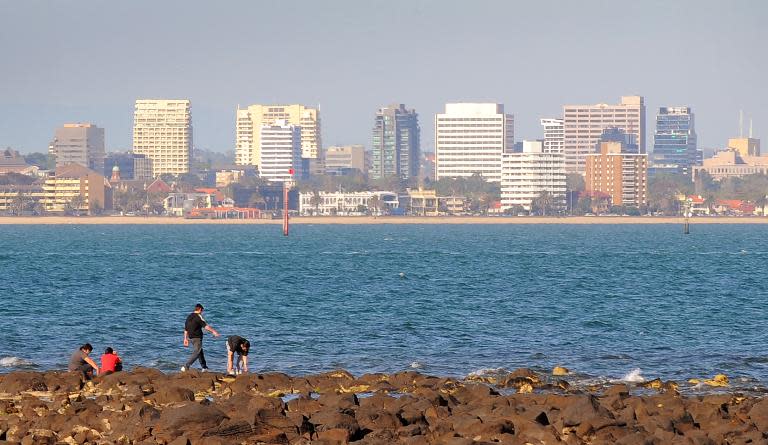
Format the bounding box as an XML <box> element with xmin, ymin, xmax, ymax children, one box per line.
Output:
<box><xmin>1</xmin><ymin>0</ymin><xmax>765</xmax><ymax>154</ymax></box>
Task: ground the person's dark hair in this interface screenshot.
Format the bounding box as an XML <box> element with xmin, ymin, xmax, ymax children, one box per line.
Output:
<box><xmin>241</xmin><ymin>340</ymin><xmax>250</xmax><ymax>350</ymax></box>
<box><xmin>195</xmin><ymin>303</ymin><xmax>204</xmax><ymax>311</ymax></box>
<box><xmin>105</xmin><ymin>347</ymin><xmax>114</xmax><ymax>354</ymax></box>
<box><xmin>80</xmin><ymin>343</ymin><xmax>93</xmax><ymax>353</ymax></box>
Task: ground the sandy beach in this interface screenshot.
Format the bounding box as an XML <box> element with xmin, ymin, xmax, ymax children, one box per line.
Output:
<box><xmin>1</xmin><ymin>215</ymin><xmax>768</xmax><ymax>225</ymax></box>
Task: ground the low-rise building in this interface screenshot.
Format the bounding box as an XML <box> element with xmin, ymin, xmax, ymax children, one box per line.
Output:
<box><xmin>406</xmin><ymin>189</ymin><xmax>438</xmax><ymax>216</ymax></box>
<box><xmin>41</xmin><ymin>164</ymin><xmax>112</xmax><ymax>214</ymax></box>
<box><xmin>298</xmin><ymin>191</ymin><xmax>399</xmax><ymax>215</ymax></box>
<box><xmin>693</xmin><ymin>147</ymin><xmax>768</xmax><ymax>181</ymax></box>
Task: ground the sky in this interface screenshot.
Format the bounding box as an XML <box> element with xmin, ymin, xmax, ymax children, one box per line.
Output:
<box><xmin>0</xmin><ymin>0</ymin><xmax>766</xmax><ymax>154</ymax></box>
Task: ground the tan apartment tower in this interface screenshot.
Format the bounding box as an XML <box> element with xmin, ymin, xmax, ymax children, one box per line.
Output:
<box><xmin>235</xmin><ymin>104</ymin><xmax>321</xmax><ymax>175</ymax></box>
<box><xmin>563</xmin><ymin>96</ymin><xmax>645</xmax><ymax>173</ymax></box>
<box><xmin>585</xmin><ymin>141</ymin><xmax>648</xmax><ymax>208</ymax></box>
<box><xmin>49</xmin><ymin>123</ymin><xmax>105</xmax><ymax>173</ymax></box>
<box><xmin>132</xmin><ymin>99</ymin><xmax>192</xmax><ymax>176</ymax></box>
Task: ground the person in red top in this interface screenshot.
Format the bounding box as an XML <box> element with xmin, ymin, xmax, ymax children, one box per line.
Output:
<box><xmin>100</xmin><ymin>347</ymin><xmax>122</xmax><ymax>374</ymax></box>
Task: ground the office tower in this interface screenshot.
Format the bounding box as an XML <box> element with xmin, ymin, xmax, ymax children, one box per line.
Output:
<box><xmin>435</xmin><ymin>103</ymin><xmax>514</xmax><ymax>182</ymax></box>
<box><xmin>563</xmin><ymin>96</ymin><xmax>645</xmax><ymax>173</ymax></box>
<box><xmin>234</xmin><ymin>104</ymin><xmax>321</xmax><ymax>174</ymax></box>
<box><xmin>585</xmin><ymin>139</ymin><xmax>648</xmax><ymax>207</ymax></box>
<box><xmin>132</xmin><ymin>99</ymin><xmax>192</xmax><ymax>176</ymax></box>
<box><xmin>49</xmin><ymin>123</ymin><xmax>105</xmax><ymax>172</ymax></box>
<box><xmin>652</xmin><ymin>107</ymin><xmax>697</xmax><ymax>171</ymax></box>
<box><xmin>501</xmin><ymin>140</ymin><xmax>566</xmax><ymax>211</ymax></box>
<box><xmin>540</xmin><ymin>118</ymin><xmax>564</xmax><ymax>154</ymax></box>
<box><xmin>257</xmin><ymin>121</ymin><xmax>302</xmax><ymax>182</ymax></box>
<box><xmin>370</xmin><ymin>104</ymin><xmax>420</xmax><ymax>180</ymax></box>
<box><xmin>104</xmin><ymin>152</ymin><xmax>153</xmax><ymax>181</ymax></box>
<box><xmin>325</xmin><ymin>145</ymin><xmax>367</xmax><ymax>175</ymax></box>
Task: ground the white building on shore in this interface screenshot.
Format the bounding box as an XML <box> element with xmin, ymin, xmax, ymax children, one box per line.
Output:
<box><xmin>435</xmin><ymin>103</ymin><xmax>514</xmax><ymax>182</ymax></box>
<box><xmin>501</xmin><ymin>140</ymin><xmax>566</xmax><ymax>211</ymax></box>
<box><xmin>258</xmin><ymin>121</ymin><xmax>302</xmax><ymax>182</ymax></box>
<box><xmin>299</xmin><ymin>191</ymin><xmax>398</xmax><ymax>215</ymax></box>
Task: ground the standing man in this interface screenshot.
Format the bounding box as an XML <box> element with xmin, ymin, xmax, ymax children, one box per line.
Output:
<box><xmin>182</xmin><ymin>303</ymin><xmax>220</xmax><ymax>372</ymax></box>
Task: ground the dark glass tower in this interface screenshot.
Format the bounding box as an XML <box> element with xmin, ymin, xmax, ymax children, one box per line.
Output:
<box><xmin>652</xmin><ymin>107</ymin><xmax>697</xmax><ymax>171</ymax></box>
<box><xmin>370</xmin><ymin>104</ymin><xmax>420</xmax><ymax>180</ymax></box>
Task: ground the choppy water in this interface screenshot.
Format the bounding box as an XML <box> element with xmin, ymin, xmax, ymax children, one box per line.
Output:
<box><xmin>1</xmin><ymin>224</ymin><xmax>767</xmax><ymax>391</ymax></box>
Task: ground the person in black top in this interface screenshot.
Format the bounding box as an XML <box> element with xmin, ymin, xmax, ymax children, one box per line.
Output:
<box><xmin>226</xmin><ymin>335</ymin><xmax>250</xmax><ymax>375</ymax></box>
<box><xmin>182</xmin><ymin>303</ymin><xmax>220</xmax><ymax>372</ymax></box>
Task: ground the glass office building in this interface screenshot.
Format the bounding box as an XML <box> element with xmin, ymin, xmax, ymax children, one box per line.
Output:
<box><xmin>652</xmin><ymin>107</ymin><xmax>697</xmax><ymax>172</ymax></box>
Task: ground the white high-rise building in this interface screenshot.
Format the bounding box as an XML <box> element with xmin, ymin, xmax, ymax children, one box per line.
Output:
<box><xmin>501</xmin><ymin>140</ymin><xmax>566</xmax><ymax>211</ymax></box>
<box><xmin>435</xmin><ymin>103</ymin><xmax>514</xmax><ymax>182</ymax></box>
<box><xmin>258</xmin><ymin>120</ymin><xmax>302</xmax><ymax>182</ymax></box>
<box><xmin>235</xmin><ymin>104</ymin><xmax>321</xmax><ymax>174</ymax></box>
<box><xmin>132</xmin><ymin>99</ymin><xmax>192</xmax><ymax>176</ymax></box>
<box><xmin>563</xmin><ymin>95</ymin><xmax>645</xmax><ymax>173</ymax></box>
<box><xmin>540</xmin><ymin>118</ymin><xmax>564</xmax><ymax>154</ymax></box>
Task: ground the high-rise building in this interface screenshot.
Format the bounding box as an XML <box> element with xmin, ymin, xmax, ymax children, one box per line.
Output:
<box><xmin>501</xmin><ymin>140</ymin><xmax>566</xmax><ymax>211</ymax></box>
<box><xmin>234</xmin><ymin>104</ymin><xmax>321</xmax><ymax>174</ymax></box>
<box><xmin>585</xmin><ymin>140</ymin><xmax>648</xmax><ymax>208</ymax></box>
<box><xmin>563</xmin><ymin>96</ymin><xmax>645</xmax><ymax>173</ymax></box>
<box><xmin>540</xmin><ymin>118</ymin><xmax>564</xmax><ymax>154</ymax></box>
<box><xmin>652</xmin><ymin>107</ymin><xmax>697</xmax><ymax>171</ymax></box>
<box><xmin>132</xmin><ymin>99</ymin><xmax>192</xmax><ymax>176</ymax></box>
<box><xmin>370</xmin><ymin>104</ymin><xmax>420</xmax><ymax>180</ymax></box>
<box><xmin>257</xmin><ymin>121</ymin><xmax>302</xmax><ymax>182</ymax></box>
<box><xmin>325</xmin><ymin>145</ymin><xmax>367</xmax><ymax>175</ymax></box>
<box><xmin>49</xmin><ymin>123</ymin><xmax>105</xmax><ymax>172</ymax></box>
<box><xmin>104</xmin><ymin>152</ymin><xmax>153</xmax><ymax>181</ymax></box>
<box><xmin>435</xmin><ymin>103</ymin><xmax>514</xmax><ymax>182</ymax></box>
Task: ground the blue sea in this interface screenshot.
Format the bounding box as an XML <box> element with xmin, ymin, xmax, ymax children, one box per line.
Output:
<box><xmin>1</xmin><ymin>224</ymin><xmax>767</xmax><ymax>392</ymax></box>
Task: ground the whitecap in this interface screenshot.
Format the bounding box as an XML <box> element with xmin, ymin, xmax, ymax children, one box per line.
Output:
<box><xmin>410</xmin><ymin>361</ymin><xmax>424</xmax><ymax>369</ymax></box>
<box><xmin>0</xmin><ymin>356</ymin><xmax>36</xmax><ymax>368</ymax></box>
<box><xmin>467</xmin><ymin>367</ymin><xmax>506</xmax><ymax>378</ymax></box>
<box><xmin>619</xmin><ymin>368</ymin><xmax>645</xmax><ymax>383</ymax></box>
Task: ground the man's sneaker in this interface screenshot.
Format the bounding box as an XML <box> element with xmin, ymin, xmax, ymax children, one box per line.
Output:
<box><xmin>201</xmin><ymin>368</ymin><xmax>208</xmax><ymax>373</ymax></box>
<box><xmin>180</xmin><ymin>366</ymin><xmax>187</xmax><ymax>372</ymax></box>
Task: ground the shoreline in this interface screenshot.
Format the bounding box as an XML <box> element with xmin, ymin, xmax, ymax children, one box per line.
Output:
<box><xmin>2</xmin><ymin>215</ymin><xmax>768</xmax><ymax>225</ymax></box>
<box><xmin>0</xmin><ymin>368</ymin><xmax>765</xmax><ymax>444</ymax></box>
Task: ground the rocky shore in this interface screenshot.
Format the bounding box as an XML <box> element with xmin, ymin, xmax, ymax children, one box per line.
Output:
<box><xmin>0</xmin><ymin>368</ymin><xmax>766</xmax><ymax>444</ymax></box>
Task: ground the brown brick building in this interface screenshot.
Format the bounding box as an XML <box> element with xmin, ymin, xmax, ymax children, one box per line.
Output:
<box><xmin>585</xmin><ymin>141</ymin><xmax>648</xmax><ymax>207</ymax></box>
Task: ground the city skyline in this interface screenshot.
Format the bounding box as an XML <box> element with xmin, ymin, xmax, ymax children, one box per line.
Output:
<box><xmin>0</xmin><ymin>1</ymin><xmax>766</xmax><ymax>153</ymax></box>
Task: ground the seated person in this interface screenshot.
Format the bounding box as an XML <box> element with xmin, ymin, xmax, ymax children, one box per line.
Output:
<box><xmin>68</xmin><ymin>343</ymin><xmax>99</xmax><ymax>379</ymax></box>
<box><xmin>226</xmin><ymin>335</ymin><xmax>250</xmax><ymax>375</ymax></box>
<box><xmin>100</xmin><ymin>347</ymin><xmax>122</xmax><ymax>374</ymax></box>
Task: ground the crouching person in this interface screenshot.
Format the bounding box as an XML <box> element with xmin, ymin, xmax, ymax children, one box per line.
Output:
<box><xmin>226</xmin><ymin>335</ymin><xmax>250</xmax><ymax>375</ymax></box>
<box><xmin>68</xmin><ymin>343</ymin><xmax>99</xmax><ymax>379</ymax></box>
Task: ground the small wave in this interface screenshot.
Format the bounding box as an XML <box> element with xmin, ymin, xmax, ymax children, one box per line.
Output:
<box><xmin>410</xmin><ymin>361</ymin><xmax>424</xmax><ymax>369</ymax></box>
<box><xmin>619</xmin><ymin>368</ymin><xmax>645</xmax><ymax>383</ymax></box>
<box><xmin>467</xmin><ymin>367</ymin><xmax>507</xmax><ymax>378</ymax></box>
<box><xmin>0</xmin><ymin>356</ymin><xmax>37</xmax><ymax>368</ymax></box>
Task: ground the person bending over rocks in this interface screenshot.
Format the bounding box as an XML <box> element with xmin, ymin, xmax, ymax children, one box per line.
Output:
<box><xmin>182</xmin><ymin>303</ymin><xmax>220</xmax><ymax>372</ymax></box>
<box><xmin>100</xmin><ymin>347</ymin><xmax>122</xmax><ymax>374</ymax></box>
<box><xmin>226</xmin><ymin>335</ymin><xmax>250</xmax><ymax>375</ymax></box>
<box><xmin>68</xmin><ymin>343</ymin><xmax>99</xmax><ymax>379</ymax></box>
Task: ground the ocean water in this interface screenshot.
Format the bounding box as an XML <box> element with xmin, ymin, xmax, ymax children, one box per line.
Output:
<box><xmin>1</xmin><ymin>223</ymin><xmax>767</xmax><ymax>391</ymax></box>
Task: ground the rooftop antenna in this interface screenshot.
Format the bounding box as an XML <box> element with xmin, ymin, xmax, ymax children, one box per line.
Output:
<box><xmin>739</xmin><ymin>110</ymin><xmax>744</xmax><ymax>137</ymax></box>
